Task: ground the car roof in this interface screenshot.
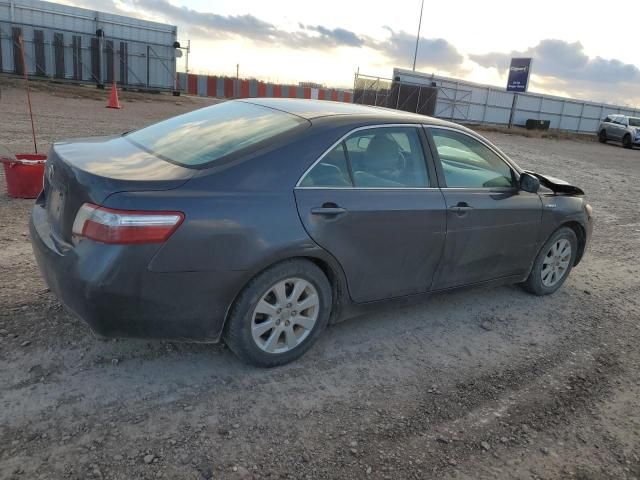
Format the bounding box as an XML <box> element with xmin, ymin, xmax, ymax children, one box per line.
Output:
<box><xmin>238</xmin><ymin>97</ymin><xmax>457</xmax><ymax>127</ymax></box>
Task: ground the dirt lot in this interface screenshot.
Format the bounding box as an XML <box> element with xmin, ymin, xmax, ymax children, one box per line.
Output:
<box><xmin>1</xmin><ymin>80</ymin><xmax>639</xmax><ymax>480</ymax></box>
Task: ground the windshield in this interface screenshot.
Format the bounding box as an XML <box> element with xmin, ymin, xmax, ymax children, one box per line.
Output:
<box><xmin>629</xmin><ymin>117</ymin><xmax>640</xmax><ymax>127</ymax></box>
<box><xmin>125</xmin><ymin>101</ymin><xmax>304</xmax><ymax>167</ymax></box>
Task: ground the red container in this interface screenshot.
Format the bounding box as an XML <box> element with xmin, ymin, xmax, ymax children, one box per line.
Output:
<box><xmin>2</xmin><ymin>154</ymin><xmax>47</xmax><ymax>199</ymax></box>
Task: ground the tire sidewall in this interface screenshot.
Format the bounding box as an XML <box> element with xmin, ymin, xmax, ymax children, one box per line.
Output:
<box><xmin>527</xmin><ymin>227</ymin><xmax>578</xmax><ymax>295</ymax></box>
<box><xmin>598</xmin><ymin>130</ymin><xmax>607</xmax><ymax>142</ymax></box>
<box><xmin>225</xmin><ymin>260</ymin><xmax>332</xmax><ymax>367</ymax></box>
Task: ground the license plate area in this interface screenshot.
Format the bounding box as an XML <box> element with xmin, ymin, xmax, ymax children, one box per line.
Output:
<box><xmin>46</xmin><ymin>184</ymin><xmax>65</xmax><ymax>227</ymax></box>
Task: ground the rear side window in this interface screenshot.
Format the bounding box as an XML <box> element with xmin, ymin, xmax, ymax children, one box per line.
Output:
<box><xmin>300</xmin><ymin>144</ymin><xmax>352</xmax><ymax>187</ymax></box>
<box><xmin>125</xmin><ymin>101</ymin><xmax>304</xmax><ymax>167</ymax></box>
<box><xmin>629</xmin><ymin>117</ymin><xmax>640</xmax><ymax>127</ymax></box>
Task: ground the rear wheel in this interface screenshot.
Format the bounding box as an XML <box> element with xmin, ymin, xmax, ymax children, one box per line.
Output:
<box><xmin>623</xmin><ymin>134</ymin><xmax>633</xmax><ymax>149</ymax></box>
<box><xmin>598</xmin><ymin>129</ymin><xmax>607</xmax><ymax>143</ymax></box>
<box><xmin>522</xmin><ymin>227</ymin><xmax>577</xmax><ymax>296</ymax></box>
<box><xmin>224</xmin><ymin>259</ymin><xmax>332</xmax><ymax>367</ymax></box>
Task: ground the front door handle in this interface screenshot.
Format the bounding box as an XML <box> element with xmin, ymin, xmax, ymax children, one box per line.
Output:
<box><xmin>449</xmin><ymin>202</ymin><xmax>473</xmax><ymax>215</ymax></box>
<box><xmin>311</xmin><ymin>206</ymin><xmax>347</xmax><ymax>216</ymax></box>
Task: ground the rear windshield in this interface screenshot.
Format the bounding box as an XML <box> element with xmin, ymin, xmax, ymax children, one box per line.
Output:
<box><xmin>629</xmin><ymin>117</ymin><xmax>640</xmax><ymax>127</ymax></box>
<box><xmin>125</xmin><ymin>101</ymin><xmax>304</xmax><ymax>167</ymax></box>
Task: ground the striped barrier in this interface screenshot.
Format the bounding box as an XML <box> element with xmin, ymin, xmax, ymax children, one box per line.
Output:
<box><xmin>176</xmin><ymin>73</ymin><xmax>352</xmax><ymax>103</ymax></box>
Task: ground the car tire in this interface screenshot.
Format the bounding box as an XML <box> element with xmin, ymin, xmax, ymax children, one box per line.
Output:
<box><xmin>521</xmin><ymin>227</ymin><xmax>578</xmax><ymax>296</ymax></box>
<box><xmin>598</xmin><ymin>130</ymin><xmax>607</xmax><ymax>143</ymax></box>
<box><xmin>623</xmin><ymin>134</ymin><xmax>633</xmax><ymax>149</ymax></box>
<box><xmin>223</xmin><ymin>259</ymin><xmax>332</xmax><ymax>367</ymax></box>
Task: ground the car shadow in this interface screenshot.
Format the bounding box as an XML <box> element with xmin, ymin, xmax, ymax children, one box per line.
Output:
<box><xmin>1</xmin><ymin>279</ymin><xmax>579</xmax><ymax>427</ymax></box>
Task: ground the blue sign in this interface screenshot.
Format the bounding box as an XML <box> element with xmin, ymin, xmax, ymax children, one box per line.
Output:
<box><xmin>506</xmin><ymin>58</ymin><xmax>532</xmax><ymax>92</ymax></box>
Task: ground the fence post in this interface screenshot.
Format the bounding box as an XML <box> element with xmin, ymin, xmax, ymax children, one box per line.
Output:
<box><xmin>508</xmin><ymin>93</ymin><xmax>518</xmax><ymax>129</ymax></box>
<box><xmin>374</xmin><ymin>77</ymin><xmax>379</xmax><ymax>106</ymax></box>
<box><xmin>577</xmin><ymin>102</ymin><xmax>585</xmax><ymax>132</ymax></box>
<box><xmin>482</xmin><ymin>88</ymin><xmax>490</xmax><ymax>123</ymax></box>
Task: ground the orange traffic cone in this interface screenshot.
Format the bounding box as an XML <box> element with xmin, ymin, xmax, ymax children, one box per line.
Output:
<box><xmin>106</xmin><ymin>81</ymin><xmax>122</xmax><ymax>109</ymax></box>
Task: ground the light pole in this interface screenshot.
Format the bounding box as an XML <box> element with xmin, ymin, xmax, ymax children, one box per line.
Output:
<box><xmin>412</xmin><ymin>0</ymin><xmax>424</xmax><ymax>71</ymax></box>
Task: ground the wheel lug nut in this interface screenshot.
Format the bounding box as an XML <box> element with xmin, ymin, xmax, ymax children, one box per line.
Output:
<box><xmin>285</xmin><ymin>320</ymin><xmax>290</xmax><ymax>326</ymax></box>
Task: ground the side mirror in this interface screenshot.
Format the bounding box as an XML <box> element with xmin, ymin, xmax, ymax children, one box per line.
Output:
<box><xmin>520</xmin><ymin>172</ymin><xmax>540</xmax><ymax>193</ymax></box>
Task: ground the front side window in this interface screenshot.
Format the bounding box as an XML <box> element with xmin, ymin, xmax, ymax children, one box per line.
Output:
<box><xmin>346</xmin><ymin>127</ymin><xmax>429</xmax><ymax>188</ymax></box>
<box><xmin>430</xmin><ymin>128</ymin><xmax>514</xmax><ymax>188</ymax></box>
<box><xmin>301</xmin><ymin>127</ymin><xmax>429</xmax><ymax>188</ymax></box>
<box><xmin>126</xmin><ymin>101</ymin><xmax>304</xmax><ymax>167</ymax></box>
<box><xmin>629</xmin><ymin>117</ymin><xmax>640</xmax><ymax>127</ymax></box>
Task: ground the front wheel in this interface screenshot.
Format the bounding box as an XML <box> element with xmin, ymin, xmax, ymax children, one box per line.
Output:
<box><xmin>623</xmin><ymin>134</ymin><xmax>633</xmax><ymax>149</ymax></box>
<box><xmin>521</xmin><ymin>227</ymin><xmax>577</xmax><ymax>296</ymax></box>
<box><xmin>224</xmin><ymin>259</ymin><xmax>332</xmax><ymax>367</ymax></box>
<box><xmin>598</xmin><ymin>130</ymin><xmax>607</xmax><ymax>143</ymax></box>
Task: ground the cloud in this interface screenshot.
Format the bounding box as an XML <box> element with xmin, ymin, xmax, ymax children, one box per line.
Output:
<box><xmin>301</xmin><ymin>25</ymin><xmax>366</xmax><ymax>48</ymax></box>
<box><xmin>63</xmin><ymin>0</ymin><xmax>464</xmax><ymax>72</ymax></box>
<box><xmin>127</xmin><ymin>0</ymin><xmax>370</xmax><ymax>50</ymax></box>
<box><xmin>131</xmin><ymin>0</ymin><xmax>278</xmax><ymax>41</ymax></box>
<box><xmin>377</xmin><ymin>28</ymin><xmax>464</xmax><ymax>71</ymax></box>
<box><xmin>470</xmin><ymin>39</ymin><xmax>640</xmax><ymax>85</ymax></box>
<box><xmin>71</xmin><ymin>0</ymin><xmax>460</xmax><ymax>70</ymax></box>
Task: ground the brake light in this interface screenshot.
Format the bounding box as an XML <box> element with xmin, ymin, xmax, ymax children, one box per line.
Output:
<box><xmin>72</xmin><ymin>203</ymin><xmax>184</xmax><ymax>244</ymax></box>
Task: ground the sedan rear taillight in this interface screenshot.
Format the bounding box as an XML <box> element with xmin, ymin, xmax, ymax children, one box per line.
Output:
<box><xmin>72</xmin><ymin>203</ymin><xmax>184</xmax><ymax>244</ymax></box>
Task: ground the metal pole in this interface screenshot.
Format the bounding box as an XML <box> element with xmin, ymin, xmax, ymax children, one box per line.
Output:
<box><xmin>576</xmin><ymin>102</ymin><xmax>585</xmax><ymax>133</ymax></box>
<box><xmin>508</xmin><ymin>93</ymin><xmax>518</xmax><ymax>129</ymax></box>
<box><xmin>374</xmin><ymin>77</ymin><xmax>379</xmax><ymax>106</ymax></box>
<box><xmin>146</xmin><ymin>45</ymin><xmax>150</xmax><ymax>87</ymax></box>
<box><xmin>98</xmin><ymin>33</ymin><xmax>104</xmax><ymax>87</ymax></box>
<box><xmin>353</xmin><ymin>66</ymin><xmax>359</xmax><ymax>103</ymax></box>
<box><xmin>19</xmin><ymin>35</ymin><xmax>37</xmax><ymax>154</ymax></box>
<box><xmin>412</xmin><ymin>0</ymin><xmax>424</xmax><ymax>71</ymax></box>
<box><xmin>185</xmin><ymin>39</ymin><xmax>190</xmax><ymax>74</ymax></box>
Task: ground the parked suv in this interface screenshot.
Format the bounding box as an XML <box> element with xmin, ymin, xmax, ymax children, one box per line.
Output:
<box><xmin>598</xmin><ymin>114</ymin><xmax>640</xmax><ymax>148</ymax></box>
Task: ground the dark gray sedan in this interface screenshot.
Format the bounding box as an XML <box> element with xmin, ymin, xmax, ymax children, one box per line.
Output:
<box><xmin>30</xmin><ymin>99</ymin><xmax>593</xmax><ymax>366</ymax></box>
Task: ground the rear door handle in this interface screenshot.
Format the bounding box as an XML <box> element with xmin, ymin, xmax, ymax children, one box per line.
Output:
<box><xmin>311</xmin><ymin>206</ymin><xmax>347</xmax><ymax>216</ymax></box>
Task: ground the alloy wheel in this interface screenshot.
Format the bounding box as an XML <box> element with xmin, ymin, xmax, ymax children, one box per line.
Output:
<box><xmin>541</xmin><ymin>238</ymin><xmax>571</xmax><ymax>287</ymax></box>
<box><xmin>251</xmin><ymin>278</ymin><xmax>320</xmax><ymax>354</ymax></box>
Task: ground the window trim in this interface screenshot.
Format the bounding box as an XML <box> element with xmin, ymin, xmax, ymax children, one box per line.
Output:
<box><xmin>424</xmin><ymin>125</ymin><xmax>521</xmax><ymax>190</ymax></box>
<box><xmin>295</xmin><ymin>123</ymin><xmax>437</xmax><ymax>190</ymax></box>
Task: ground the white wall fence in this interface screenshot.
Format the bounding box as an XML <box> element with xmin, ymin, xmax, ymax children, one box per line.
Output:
<box><xmin>386</xmin><ymin>68</ymin><xmax>640</xmax><ymax>134</ymax></box>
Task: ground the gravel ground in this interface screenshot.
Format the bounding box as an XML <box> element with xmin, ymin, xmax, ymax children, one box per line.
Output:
<box><xmin>1</xmin><ymin>81</ymin><xmax>639</xmax><ymax>480</ymax></box>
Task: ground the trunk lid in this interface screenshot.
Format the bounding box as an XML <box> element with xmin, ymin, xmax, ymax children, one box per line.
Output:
<box><xmin>42</xmin><ymin>135</ymin><xmax>195</xmax><ymax>242</ymax></box>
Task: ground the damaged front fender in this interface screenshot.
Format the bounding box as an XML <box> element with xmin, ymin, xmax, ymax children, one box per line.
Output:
<box><xmin>526</xmin><ymin>171</ymin><xmax>585</xmax><ymax>195</ymax></box>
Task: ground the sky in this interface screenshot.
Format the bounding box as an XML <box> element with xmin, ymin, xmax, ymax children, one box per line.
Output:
<box><xmin>64</xmin><ymin>0</ymin><xmax>640</xmax><ymax>106</ymax></box>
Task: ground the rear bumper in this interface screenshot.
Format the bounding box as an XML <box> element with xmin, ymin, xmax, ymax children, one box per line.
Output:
<box><xmin>30</xmin><ymin>204</ymin><xmax>243</xmax><ymax>342</ymax></box>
